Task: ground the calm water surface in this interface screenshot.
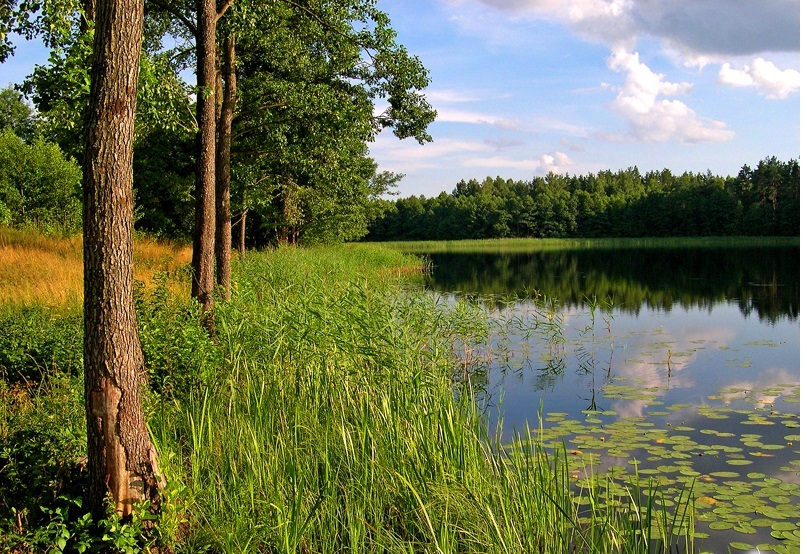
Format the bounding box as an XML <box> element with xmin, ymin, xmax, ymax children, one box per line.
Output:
<box><xmin>421</xmin><ymin>244</ymin><xmax>800</xmax><ymax>553</ymax></box>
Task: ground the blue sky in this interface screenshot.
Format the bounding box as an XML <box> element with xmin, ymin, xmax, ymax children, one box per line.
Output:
<box><xmin>369</xmin><ymin>0</ymin><xmax>801</xmax><ymax>196</ymax></box>
<box><xmin>2</xmin><ymin>0</ymin><xmax>800</xmax><ymax>198</ymax></box>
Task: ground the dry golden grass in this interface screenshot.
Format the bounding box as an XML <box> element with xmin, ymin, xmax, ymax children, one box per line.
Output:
<box><xmin>0</xmin><ymin>227</ymin><xmax>192</xmax><ymax>308</ymax></box>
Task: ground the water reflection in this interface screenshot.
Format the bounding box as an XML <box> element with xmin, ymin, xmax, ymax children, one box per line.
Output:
<box><xmin>420</xmin><ymin>244</ymin><xmax>800</xmax><ymax>552</ymax></box>
<box><xmin>424</xmin><ymin>245</ymin><xmax>799</xmax><ymax>322</ymax></box>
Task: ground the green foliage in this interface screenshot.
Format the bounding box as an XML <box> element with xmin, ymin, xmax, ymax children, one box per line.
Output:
<box><xmin>0</xmin><ymin>86</ymin><xmax>39</xmax><ymax>141</ymax></box>
<box><xmin>0</xmin><ymin>128</ymin><xmax>82</xmax><ymax>233</ymax></box>
<box><xmin>0</xmin><ymin>305</ymin><xmax>83</xmax><ymax>385</ymax></box>
<box><xmin>368</xmin><ymin>159</ymin><xmax>800</xmax><ymax>241</ymax></box>
<box><xmin>0</xmin><ymin>373</ymin><xmax>87</xmax><ymax>551</ymax></box>
<box><xmin>135</xmin><ymin>272</ymin><xmax>223</xmax><ymax>400</ymax></box>
<box><xmin>226</xmin><ymin>1</ymin><xmax>433</xmax><ymax>247</ymax></box>
<box><xmin>133</xmin><ymin>126</ymin><xmax>196</xmax><ymax>239</ymax></box>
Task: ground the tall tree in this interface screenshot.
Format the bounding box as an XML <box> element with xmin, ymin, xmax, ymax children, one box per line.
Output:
<box><xmin>147</xmin><ymin>0</ymin><xmax>233</xmax><ymax>325</ymax></box>
<box><xmin>190</xmin><ymin>0</ymin><xmax>220</xmax><ymax>330</ymax></box>
<box><xmin>82</xmin><ymin>0</ymin><xmax>162</xmax><ymax>518</ymax></box>
<box><xmin>215</xmin><ymin>31</ymin><xmax>235</xmax><ymax>299</ymax></box>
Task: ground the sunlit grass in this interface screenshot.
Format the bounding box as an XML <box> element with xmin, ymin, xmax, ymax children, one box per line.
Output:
<box><xmin>0</xmin><ymin>227</ymin><xmax>192</xmax><ymax>308</ymax></box>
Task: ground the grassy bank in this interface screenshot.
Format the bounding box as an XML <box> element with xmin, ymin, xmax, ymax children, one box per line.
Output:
<box><xmin>0</xmin><ymin>232</ymin><xmax>692</xmax><ymax>552</ymax></box>
<box><xmin>373</xmin><ymin>236</ymin><xmax>799</xmax><ymax>253</ymax></box>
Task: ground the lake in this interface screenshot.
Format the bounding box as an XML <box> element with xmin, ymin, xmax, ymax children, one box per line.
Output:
<box><xmin>418</xmin><ymin>241</ymin><xmax>799</xmax><ymax>553</ymax></box>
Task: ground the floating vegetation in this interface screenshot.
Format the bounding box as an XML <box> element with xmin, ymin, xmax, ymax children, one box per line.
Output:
<box><xmin>532</xmin><ymin>382</ymin><xmax>800</xmax><ymax>550</ymax></box>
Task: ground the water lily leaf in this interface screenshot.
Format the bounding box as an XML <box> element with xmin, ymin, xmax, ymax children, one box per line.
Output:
<box><xmin>750</xmin><ymin>519</ymin><xmax>777</xmax><ymax>528</ymax></box>
<box><xmin>770</xmin><ymin>522</ymin><xmax>797</xmax><ymax>531</ymax></box>
<box><xmin>730</xmin><ymin>542</ymin><xmax>754</xmax><ymax>550</ymax></box>
<box><xmin>773</xmin><ymin>544</ymin><xmax>799</xmax><ymax>554</ymax></box>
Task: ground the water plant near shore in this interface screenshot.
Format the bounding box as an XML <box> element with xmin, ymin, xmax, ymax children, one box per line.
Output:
<box><xmin>148</xmin><ymin>245</ymin><xmax>694</xmax><ymax>552</ymax></box>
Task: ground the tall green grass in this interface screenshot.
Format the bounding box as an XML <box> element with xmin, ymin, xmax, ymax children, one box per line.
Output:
<box><xmin>151</xmin><ymin>244</ymin><xmax>693</xmax><ymax>553</ymax></box>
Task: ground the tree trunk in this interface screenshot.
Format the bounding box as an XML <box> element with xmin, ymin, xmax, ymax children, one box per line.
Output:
<box><xmin>238</xmin><ymin>207</ymin><xmax>247</xmax><ymax>257</ymax></box>
<box><xmin>215</xmin><ymin>32</ymin><xmax>235</xmax><ymax>300</ymax></box>
<box><xmin>191</xmin><ymin>0</ymin><xmax>218</xmax><ymax>333</ymax></box>
<box><xmin>82</xmin><ymin>0</ymin><xmax>162</xmax><ymax>519</ymax></box>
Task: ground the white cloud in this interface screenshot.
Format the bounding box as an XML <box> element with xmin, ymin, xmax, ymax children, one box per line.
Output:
<box><xmin>539</xmin><ymin>151</ymin><xmax>574</xmax><ymax>173</ymax></box>
<box><xmin>606</xmin><ymin>49</ymin><xmax>734</xmax><ymax>144</ymax></box>
<box><xmin>464</xmin><ymin>156</ymin><xmax>541</xmax><ymax>171</ymax></box>
<box><xmin>427</xmin><ymin>89</ymin><xmax>483</xmax><ymax>103</ymax></box>
<box><xmin>436</xmin><ymin>106</ymin><xmax>522</xmax><ymax>129</ymax></box>
<box><xmin>718</xmin><ymin>58</ymin><xmax>800</xmax><ymax>99</ymax></box>
<box><xmin>460</xmin><ymin>150</ymin><xmax>574</xmax><ymax>174</ymax></box>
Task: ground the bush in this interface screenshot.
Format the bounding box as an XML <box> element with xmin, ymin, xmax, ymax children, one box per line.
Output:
<box><xmin>0</xmin><ymin>128</ymin><xmax>82</xmax><ymax>234</ymax></box>
<box><xmin>0</xmin><ymin>306</ymin><xmax>83</xmax><ymax>385</ymax></box>
<box><xmin>135</xmin><ymin>272</ymin><xmax>223</xmax><ymax>401</ymax></box>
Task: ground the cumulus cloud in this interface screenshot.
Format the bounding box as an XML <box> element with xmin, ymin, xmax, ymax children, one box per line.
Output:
<box><xmin>539</xmin><ymin>151</ymin><xmax>574</xmax><ymax>173</ymax></box>
<box><xmin>606</xmin><ymin>49</ymin><xmax>734</xmax><ymax>143</ymax></box>
<box><xmin>718</xmin><ymin>58</ymin><xmax>800</xmax><ymax>99</ymax></box>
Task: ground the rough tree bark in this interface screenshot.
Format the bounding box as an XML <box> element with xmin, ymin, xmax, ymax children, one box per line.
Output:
<box><xmin>215</xmin><ymin>32</ymin><xmax>235</xmax><ymax>300</ymax></box>
<box><xmin>191</xmin><ymin>0</ymin><xmax>218</xmax><ymax>332</ymax></box>
<box><xmin>82</xmin><ymin>0</ymin><xmax>162</xmax><ymax>519</ymax></box>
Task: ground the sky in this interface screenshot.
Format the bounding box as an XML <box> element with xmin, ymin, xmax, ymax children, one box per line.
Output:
<box><xmin>368</xmin><ymin>0</ymin><xmax>801</xmax><ymax>197</ymax></box>
<box><xmin>1</xmin><ymin>0</ymin><xmax>801</xmax><ymax>198</ymax></box>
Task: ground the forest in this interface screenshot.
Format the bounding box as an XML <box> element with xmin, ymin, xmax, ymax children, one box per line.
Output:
<box><xmin>366</xmin><ymin>158</ymin><xmax>800</xmax><ymax>241</ymax></box>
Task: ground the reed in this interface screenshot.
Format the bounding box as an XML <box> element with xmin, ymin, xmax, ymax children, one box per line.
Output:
<box><xmin>150</xmin><ymin>245</ymin><xmax>693</xmax><ymax>552</ymax></box>
<box><xmin>0</xmin><ymin>231</ymin><xmax>692</xmax><ymax>551</ymax></box>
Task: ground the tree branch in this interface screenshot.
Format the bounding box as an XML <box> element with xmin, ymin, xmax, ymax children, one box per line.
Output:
<box><xmin>147</xmin><ymin>0</ymin><xmax>197</xmax><ymax>35</ymax></box>
<box><xmin>215</xmin><ymin>0</ymin><xmax>235</xmax><ymax>22</ymax></box>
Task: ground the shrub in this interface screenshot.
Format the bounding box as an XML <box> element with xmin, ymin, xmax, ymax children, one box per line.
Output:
<box><xmin>0</xmin><ymin>306</ymin><xmax>83</xmax><ymax>385</ymax></box>
<box><xmin>0</xmin><ymin>128</ymin><xmax>81</xmax><ymax>234</ymax></box>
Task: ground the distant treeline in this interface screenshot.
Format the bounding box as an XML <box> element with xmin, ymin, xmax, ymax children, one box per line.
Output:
<box><xmin>424</xmin><ymin>245</ymin><xmax>799</xmax><ymax>323</ymax></box>
<box><xmin>366</xmin><ymin>157</ymin><xmax>799</xmax><ymax>240</ymax></box>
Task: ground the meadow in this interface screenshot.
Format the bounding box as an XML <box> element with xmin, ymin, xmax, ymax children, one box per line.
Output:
<box><xmin>0</xmin><ymin>230</ymin><xmax>694</xmax><ymax>552</ymax></box>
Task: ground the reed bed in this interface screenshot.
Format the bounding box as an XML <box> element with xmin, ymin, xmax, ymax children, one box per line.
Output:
<box><xmin>151</xmin><ymin>245</ymin><xmax>691</xmax><ymax>553</ymax></box>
